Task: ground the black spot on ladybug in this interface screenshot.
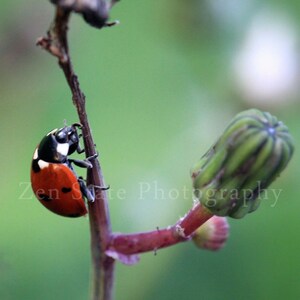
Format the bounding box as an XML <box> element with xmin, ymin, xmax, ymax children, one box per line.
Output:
<box><xmin>61</xmin><ymin>187</ymin><xmax>72</xmax><ymax>193</ymax></box>
<box><xmin>32</xmin><ymin>159</ymin><xmax>41</xmax><ymax>173</ymax></box>
<box><xmin>67</xmin><ymin>213</ymin><xmax>81</xmax><ymax>218</ymax></box>
<box><xmin>38</xmin><ymin>193</ymin><xmax>52</xmax><ymax>202</ymax></box>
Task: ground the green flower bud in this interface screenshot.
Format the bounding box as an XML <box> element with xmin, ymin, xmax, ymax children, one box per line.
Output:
<box><xmin>191</xmin><ymin>109</ymin><xmax>294</xmax><ymax>219</ymax></box>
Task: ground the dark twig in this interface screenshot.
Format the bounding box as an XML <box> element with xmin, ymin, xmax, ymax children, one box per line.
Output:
<box><xmin>37</xmin><ymin>7</ymin><xmax>115</xmax><ymax>300</ymax></box>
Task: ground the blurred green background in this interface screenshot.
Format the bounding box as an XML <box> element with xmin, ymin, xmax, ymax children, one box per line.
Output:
<box><xmin>0</xmin><ymin>0</ymin><xmax>299</xmax><ymax>299</ymax></box>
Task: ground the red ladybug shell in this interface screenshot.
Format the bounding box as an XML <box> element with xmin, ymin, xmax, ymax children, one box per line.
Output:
<box><xmin>31</xmin><ymin>161</ymin><xmax>87</xmax><ymax>218</ymax></box>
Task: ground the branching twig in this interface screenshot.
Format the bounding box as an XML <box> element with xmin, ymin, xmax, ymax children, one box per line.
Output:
<box><xmin>37</xmin><ymin>7</ymin><xmax>115</xmax><ymax>300</ymax></box>
<box><xmin>36</xmin><ymin>3</ymin><xmax>295</xmax><ymax>300</ymax></box>
<box><xmin>37</xmin><ymin>6</ymin><xmax>215</xmax><ymax>300</ymax></box>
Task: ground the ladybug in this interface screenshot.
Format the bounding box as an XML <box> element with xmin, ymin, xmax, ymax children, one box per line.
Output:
<box><xmin>31</xmin><ymin>123</ymin><xmax>95</xmax><ymax>218</ymax></box>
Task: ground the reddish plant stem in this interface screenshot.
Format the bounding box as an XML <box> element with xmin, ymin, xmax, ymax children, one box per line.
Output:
<box><xmin>108</xmin><ymin>203</ymin><xmax>213</xmax><ymax>255</ymax></box>
<box><xmin>37</xmin><ymin>7</ymin><xmax>114</xmax><ymax>300</ymax></box>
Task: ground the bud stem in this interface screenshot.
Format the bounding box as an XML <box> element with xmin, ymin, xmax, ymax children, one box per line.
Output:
<box><xmin>107</xmin><ymin>204</ymin><xmax>213</xmax><ymax>255</ymax></box>
<box><xmin>178</xmin><ymin>203</ymin><xmax>213</xmax><ymax>236</ymax></box>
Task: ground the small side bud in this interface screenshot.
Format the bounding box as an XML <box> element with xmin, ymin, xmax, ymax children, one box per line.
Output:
<box><xmin>191</xmin><ymin>109</ymin><xmax>294</xmax><ymax>218</ymax></box>
<box><xmin>50</xmin><ymin>0</ymin><xmax>118</xmax><ymax>29</ymax></box>
<box><xmin>192</xmin><ymin>216</ymin><xmax>229</xmax><ymax>251</ymax></box>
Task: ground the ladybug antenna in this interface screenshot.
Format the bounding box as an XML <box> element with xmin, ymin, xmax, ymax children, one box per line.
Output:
<box><xmin>63</xmin><ymin>119</ymin><xmax>68</xmax><ymax>126</ymax></box>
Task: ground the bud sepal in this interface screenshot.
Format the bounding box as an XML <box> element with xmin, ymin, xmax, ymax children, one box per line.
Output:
<box><xmin>192</xmin><ymin>216</ymin><xmax>229</xmax><ymax>251</ymax></box>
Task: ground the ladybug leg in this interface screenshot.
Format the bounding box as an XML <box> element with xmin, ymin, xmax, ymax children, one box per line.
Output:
<box><xmin>69</xmin><ymin>153</ymin><xmax>98</xmax><ymax>169</ymax></box>
<box><xmin>76</xmin><ymin>144</ymin><xmax>85</xmax><ymax>154</ymax></box>
<box><xmin>76</xmin><ymin>134</ymin><xmax>85</xmax><ymax>154</ymax></box>
<box><xmin>86</xmin><ymin>184</ymin><xmax>110</xmax><ymax>202</ymax></box>
<box><xmin>76</xmin><ymin>146</ymin><xmax>97</xmax><ymax>154</ymax></box>
<box><xmin>77</xmin><ymin>132</ymin><xmax>97</xmax><ymax>154</ymax></box>
<box><xmin>86</xmin><ymin>153</ymin><xmax>98</xmax><ymax>160</ymax></box>
<box><xmin>69</xmin><ymin>158</ymin><xmax>93</xmax><ymax>169</ymax></box>
<box><xmin>78</xmin><ymin>177</ymin><xmax>95</xmax><ymax>202</ymax></box>
<box><xmin>94</xmin><ymin>184</ymin><xmax>110</xmax><ymax>191</ymax></box>
<box><xmin>78</xmin><ymin>176</ymin><xmax>109</xmax><ymax>203</ymax></box>
<box><xmin>79</xmin><ymin>178</ymin><xmax>111</xmax><ymax>203</ymax></box>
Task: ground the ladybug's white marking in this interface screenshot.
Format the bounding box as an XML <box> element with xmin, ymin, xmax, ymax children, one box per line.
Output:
<box><xmin>57</xmin><ymin>143</ymin><xmax>69</xmax><ymax>156</ymax></box>
<box><xmin>47</xmin><ymin>128</ymin><xmax>58</xmax><ymax>136</ymax></box>
<box><xmin>33</xmin><ymin>148</ymin><xmax>38</xmax><ymax>159</ymax></box>
<box><xmin>38</xmin><ymin>159</ymin><xmax>49</xmax><ymax>170</ymax></box>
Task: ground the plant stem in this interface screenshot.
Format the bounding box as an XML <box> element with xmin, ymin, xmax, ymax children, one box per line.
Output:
<box><xmin>37</xmin><ymin>7</ymin><xmax>114</xmax><ymax>300</ymax></box>
<box><xmin>37</xmin><ymin>6</ymin><xmax>215</xmax><ymax>299</ymax></box>
<box><xmin>107</xmin><ymin>203</ymin><xmax>213</xmax><ymax>256</ymax></box>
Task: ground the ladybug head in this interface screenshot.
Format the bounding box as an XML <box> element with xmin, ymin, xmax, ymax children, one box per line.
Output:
<box><xmin>37</xmin><ymin>123</ymin><xmax>82</xmax><ymax>163</ymax></box>
<box><xmin>55</xmin><ymin>123</ymin><xmax>82</xmax><ymax>155</ymax></box>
